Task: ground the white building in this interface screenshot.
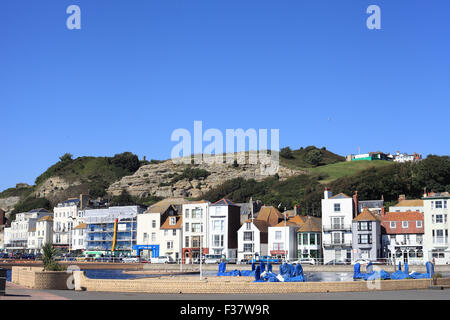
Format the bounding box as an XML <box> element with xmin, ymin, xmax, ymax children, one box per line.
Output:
<box><xmin>72</xmin><ymin>223</ymin><xmax>87</xmax><ymax>252</ymax></box>
<box><xmin>136</xmin><ymin>201</ymin><xmax>180</xmax><ymax>259</ymax></box>
<box><xmin>9</xmin><ymin>209</ymin><xmax>50</xmax><ymax>251</ymax></box>
<box><xmin>321</xmin><ymin>189</ymin><xmax>354</xmax><ymax>264</ymax></box>
<box><xmin>182</xmin><ymin>201</ymin><xmax>210</xmax><ymax>263</ymax></box>
<box><xmin>208</xmin><ymin>199</ymin><xmax>241</xmax><ymax>261</ymax></box>
<box><xmin>53</xmin><ymin>195</ymin><xmax>89</xmax><ymax>249</ymax></box>
<box><xmin>160</xmin><ymin>215</ymin><xmax>183</xmax><ymax>262</ymax></box>
<box><xmin>389</xmin><ymin>195</ymin><xmax>424</xmax><ymax>213</ymax></box>
<box><xmin>423</xmin><ymin>192</ymin><xmax>449</xmax><ymax>264</ymax></box>
<box><xmin>268</xmin><ymin>221</ymin><xmax>298</xmax><ymax>261</ymax></box>
<box><xmin>3</xmin><ymin>227</ymin><xmax>12</xmax><ymax>250</ymax></box>
<box><xmin>393</xmin><ymin>151</ymin><xmax>422</xmax><ymax>163</ymax></box>
<box><xmin>237</xmin><ymin>206</ymin><xmax>284</xmax><ymax>262</ymax></box>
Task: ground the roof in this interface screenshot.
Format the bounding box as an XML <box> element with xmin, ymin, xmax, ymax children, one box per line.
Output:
<box><xmin>63</xmin><ymin>198</ymin><xmax>80</xmax><ymax>205</ymax></box>
<box><xmin>255</xmin><ymin>206</ymin><xmax>284</xmax><ymax>226</ymax></box>
<box><xmin>288</xmin><ymin>215</ymin><xmax>307</xmax><ymax>226</ymax></box>
<box><xmin>160</xmin><ymin>215</ymin><xmax>182</xmax><ymax>229</ymax></box>
<box><xmin>394</xmin><ymin>199</ymin><xmax>423</xmax><ymax>207</ymax></box>
<box><xmin>353</xmin><ymin>208</ymin><xmax>381</xmax><ymax>222</ymax></box>
<box><xmin>29</xmin><ymin>208</ymin><xmax>49</xmax><ymax>213</ymax></box>
<box><xmin>382</xmin><ymin>211</ymin><xmax>424</xmax><ymax>222</ymax></box>
<box><xmin>212</xmin><ymin>198</ymin><xmax>237</xmax><ymax>206</ymax></box>
<box><xmin>329</xmin><ymin>193</ymin><xmax>351</xmax><ymax>199</ymax></box>
<box><xmin>273</xmin><ymin>220</ymin><xmax>299</xmax><ymax>228</ymax></box>
<box><xmin>245</xmin><ymin>219</ymin><xmax>269</xmax><ymax>233</ymax></box>
<box><xmin>74</xmin><ymin>223</ymin><xmax>87</xmax><ymax>230</ymax></box>
<box><xmin>358</xmin><ymin>200</ymin><xmax>384</xmax><ymax>209</ymax></box>
<box><xmin>297</xmin><ymin>216</ymin><xmax>322</xmax><ymax>233</ymax></box>
<box><xmin>423</xmin><ymin>192</ymin><xmax>450</xmax><ymax>199</ymax></box>
<box><xmin>38</xmin><ymin>215</ymin><xmax>53</xmax><ymax>222</ymax></box>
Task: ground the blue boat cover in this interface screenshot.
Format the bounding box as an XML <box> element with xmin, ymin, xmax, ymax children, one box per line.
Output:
<box><xmin>217</xmin><ymin>262</ymin><xmax>241</xmax><ymax>276</ymax></box>
<box><xmin>267</xmin><ymin>262</ymin><xmax>273</xmax><ymax>272</ymax></box>
<box><xmin>409</xmin><ymin>261</ymin><xmax>434</xmax><ymax>279</ymax></box>
<box><xmin>390</xmin><ymin>261</ymin><xmax>410</xmax><ymax>280</ymax></box>
<box><xmin>353</xmin><ymin>262</ymin><xmax>391</xmax><ymax>280</ymax></box>
<box><xmin>260</xmin><ymin>262</ymin><xmax>266</xmax><ymax>273</ymax></box>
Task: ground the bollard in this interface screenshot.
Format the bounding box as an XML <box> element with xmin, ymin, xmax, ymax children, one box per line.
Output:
<box><xmin>0</xmin><ymin>268</ymin><xmax>6</xmax><ymax>296</ymax></box>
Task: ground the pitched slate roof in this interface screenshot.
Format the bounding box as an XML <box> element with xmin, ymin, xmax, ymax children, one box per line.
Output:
<box><xmin>247</xmin><ymin>219</ymin><xmax>269</xmax><ymax>233</ymax></box>
<box><xmin>29</xmin><ymin>208</ymin><xmax>49</xmax><ymax>213</ymax></box>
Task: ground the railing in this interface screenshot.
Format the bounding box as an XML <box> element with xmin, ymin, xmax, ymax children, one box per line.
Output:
<box><xmin>433</xmin><ymin>237</ymin><xmax>449</xmax><ymax>245</ymax></box>
<box><xmin>322</xmin><ymin>225</ymin><xmax>352</xmax><ymax>232</ymax></box>
<box><xmin>323</xmin><ymin>240</ymin><xmax>352</xmax><ymax>247</ymax></box>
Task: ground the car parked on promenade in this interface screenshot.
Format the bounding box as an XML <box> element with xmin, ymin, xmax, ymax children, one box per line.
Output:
<box><xmin>121</xmin><ymin>256</ymin><xmax>140</xmax><ymax>263</ymax></box>
<box><xmin>325</xmin><ymin>259</ymin><xmax>350</xmax><ymax>265</ymax></box>
<box><xmin>295</xmin><ymin>258</ymin><xmax>317</xmax><ymax>265</ymax></box>
<box><xmin>204</xmin><ymin>254</ymin><xmax>223</xmax><ymax>264</ymax></box>
<box><xmin>150</xmin><ymin>256</ymin><xmax>174</xmax><ymax>264</ymax></box>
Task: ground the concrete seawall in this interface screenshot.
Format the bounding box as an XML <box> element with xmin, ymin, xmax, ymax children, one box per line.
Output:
<box><xmin>73</xmin><ymin>271</ymin><xmax>450</xmax><ymax>294</ymax></box>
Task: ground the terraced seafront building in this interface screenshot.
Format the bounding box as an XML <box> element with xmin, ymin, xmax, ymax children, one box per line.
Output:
<box><xmin>352</xmin><ymin>208</ymin><xmax>381</xmax><ymax>261</ymax></box>
<box><xmin>321</xmin><ymin>190</ymin><xmax>354</xmax><ymax>264</ymax></box>
<box><xmin>423</xmin><ymin>192</ymin><xmax>449</xmax><ymax>264</ymax></box>
<box><xmin>84</xmin><ymin>205</ymin><xmax>145</xmax><ymax>253</ymax></box>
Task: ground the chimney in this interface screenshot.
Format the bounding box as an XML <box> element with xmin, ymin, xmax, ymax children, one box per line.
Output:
<box><xmin>353</xmin><ymin>190</ymin><xmax>359</xmax><ymax>217</ymax></box>
<box><xmin>381</xmin><ymin>206</ymin><xmax>386</xmax><ymax>217</ymax></box>
<box><xmin>398</xmin><ymin>194</ymin><xmax>406</xmax><ymax>202</ymax></box>
<box><xmin>294</xmin><ymin>204</ymin><xmax>302</xmax><ymax>216</ymax></box>
<box><xmin>423</xmin><ymin>188</ymin><xmax>427</xmax><ymax>198</ymax></box>
<box><xmin>324</xmin><ymin>187</ymin><xmax>332</xmax><ymax>200</ymax></box>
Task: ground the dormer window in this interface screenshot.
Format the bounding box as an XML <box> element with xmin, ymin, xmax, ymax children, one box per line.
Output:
<box><xmin>169</xmin><ymin>217</ymin><xmax>176</xmax><ymax>225</ymax></box>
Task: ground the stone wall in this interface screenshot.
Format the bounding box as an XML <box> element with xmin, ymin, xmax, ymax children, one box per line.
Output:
<box><xmin>12</xmin><ymin>266</ymin><xmax>71</xmax><ymax>290</ymax></box>
<box><xmin>73</xmin><ymin>271</ymin><xmax>450</xmax><ymax>294</ymax></box>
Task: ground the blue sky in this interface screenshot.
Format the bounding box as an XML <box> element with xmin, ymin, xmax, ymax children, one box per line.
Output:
<box><xmin>1</xmin><ymin>0</ymin><xmax>449</xmax><ymax>191</ymax></box>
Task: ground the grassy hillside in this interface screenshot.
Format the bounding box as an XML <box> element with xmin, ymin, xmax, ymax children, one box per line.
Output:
<box><xmin>308</xmin><ymin>160</ymin><xmax>395</xmax><ymax>184</ymax></box>
<box><xmin>279</xmin><ymin>146</ymin><xmax>345</xmax><ymax>169</ymax></box>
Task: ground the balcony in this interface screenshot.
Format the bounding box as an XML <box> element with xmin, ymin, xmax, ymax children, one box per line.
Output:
<box><xmin>433</xmin><ymin>237</ymin><xmax>449</xmax><ymax>246</ymax></box>
<box><xmin>322</xmin><ymin>224</ymin><xmax>352</xmax><ymax>232</ymax></box>
<box><xmin>323</xmin><ymin>240</ymin><xmax>352</xmax><ymax>247</ymax></box>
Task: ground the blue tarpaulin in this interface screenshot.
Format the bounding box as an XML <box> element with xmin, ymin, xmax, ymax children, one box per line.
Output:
<box><xmin>390</xmin><ymin>262</ymin><xmax>410</xmax><ymax>280</ymax></box>
<box><xmin>217</xmin><ymin>262</ymin><xmax>241</xmax><ymax>276</ymax></box>
<box><xmin>409</xmin><ymin>262</ymin><xmax>434</xmax><ymax>279</ymax></box>
<box><xmin>353</xmin><ymin>262</ymin><xmax>390</xmax><ymax>280</ymax></box>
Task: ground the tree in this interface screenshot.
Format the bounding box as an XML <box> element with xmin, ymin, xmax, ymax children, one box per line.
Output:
<box><xmin>59</xmin><ymin>153</ymin><xmax>73</xmax><ymax>162</ymax></box>
<box><xmin>110</xmin><ymin>190</ymin><xmax>135</xmax><ymax>206</ymax></box>
<box><xmin>305</xmin><ymin>149</ymin><xmax>323</xmax><ymax>166</ymax></box>
<box><xmin>280</xmin><ymin>147</ymin><xmax>294</xmax><ymax>159</ymax></box>
<box><xmin>111</xmin><ymin>152</ymin><xmax>140</xmax><ymax>173</ymax></box>
<box><xmin>42</xmin><ymin>243</ymin><xmax>64</xmax><ymax>271</ymax></box>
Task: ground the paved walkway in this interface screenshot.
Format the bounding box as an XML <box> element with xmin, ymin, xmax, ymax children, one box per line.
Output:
<box><xmin>0</xmin><ymin>282</ymin><xmax>69</xmax><ymax>300</ymax></box>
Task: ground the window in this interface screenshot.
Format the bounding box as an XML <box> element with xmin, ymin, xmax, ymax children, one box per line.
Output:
<box><xmin>310</xmin><ymin>233</ymin><xmax>316</xmax><ymax>245</ymax></box>
<box><xmin>185</xmin><ymin>209</ymin><xmax>189</xmax><ymax>218</ymax></box>
<box><xmin>172</xmin><ymin>230</ymin><xmax>176</xmax><ymax>236</ymax></box>
<box><xmin>185</xmin><ymin>236</ymin><xmax>189</xmax><ymax>247</ymax></box>
<box><xmin>275</xmin><ymin>231</ymin><xmax>282</xmax><ymax>240</ymax></box>
<box><xmin>243</xmin><ymin>231</ymin><xmax>253</xmax><ymax>241</ymax></box>
<box><xmin>435</xmin><ymin>215</ymin><xmax>444</xmax><ymax>224</ymax></box>
<box><xmin>212</xmin><ymin>220</ymin><xmax>224</xmax><ymax>232</ymax></box>
<box><xmin>273</xmin><ymin>242</ymin><xmax>284</xmax><ymax>250</ymax></box>
<box><xmin>358</xmin><ymin>234</ymin><xmax>372</xmax><ymax>244</ymax></box>
<box><xmin>334</xmin><ymin>203</ymin><xmax>341</xmax><ymax>212</ymax></box>
<box><xmin>169</xmin><ymin>217</ymin><xmax>176</xmax><ymax>225</ymax></box>
<box><xmin>416</xmin><ymin>221</ymin><xmax>423</xmax><ymax>228</ymax></box>
<box><xmin>390</xmin><ymin>221</ymin><xmax>396</xmax><ymax>228</ymax></box>
<box><xmin>185</xmin><ymin>222</ymin><xmax>189</xmax><ymax>231</ymax></box>
<box><xmin>191</xmin><ymin>223</ymin><xmax>201</xmax><ymax>233</ymax></box>
<box><xmin>435</xmin><ymin>201</ymin><xmax>443</xmax><ymax>209</ymax></box>
<box><xmin>213</xmin><ymin>235</ymin><xmax>224</xmax><ymax>247</ymax></box>
<box><xmin>151</xmin><ymin>232</ymin><xmax>156</xmax><ymax>242</ymax></box>
<box><xmin>246</xmin><ymin>222</ymin><xmax>252</xmax><ymax>230</ymax></box>
<box><xmin>244</xmin><ymin>243</ymin><xmax>253</xmax><ymax>252</ymax></box>
<box><xmin>167</xmin><ymin>241</ymin><xmax>173</xmax><ymax>249</ymax></box>
<box><xmin>152</xmin><ymin>220</ymin><xmax>156</xmax><ymax>228</ymax></box>
<box><xmin>143</xmin><ymin>233</ymin><xmax>148</xmax><ymax>241</ymax></box>
<box><xmin>303</xmin><ymin>233</ymin><xmax>308</xmax><ymax>245</ymax></box>
<box><xmin>402</xmin><ymin>221</ymin><xmax>409</xmax><ymax>229</ymax></box>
